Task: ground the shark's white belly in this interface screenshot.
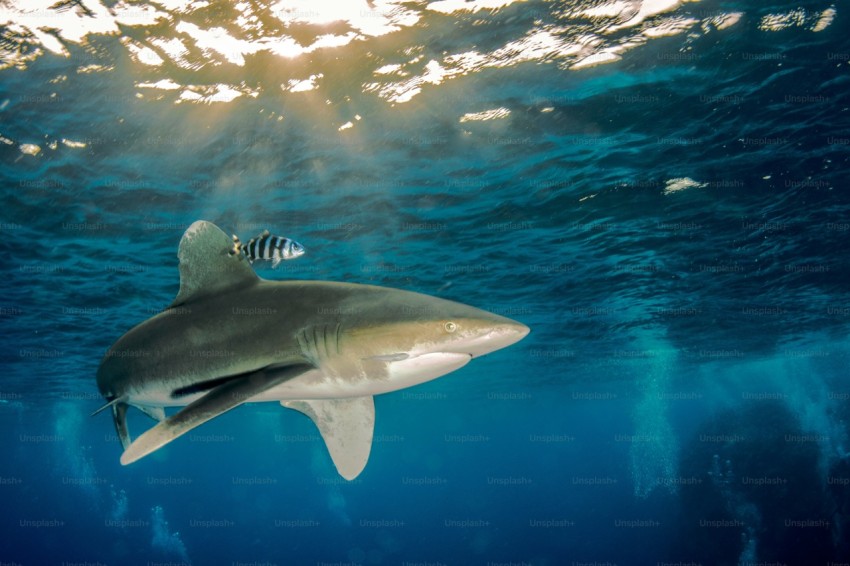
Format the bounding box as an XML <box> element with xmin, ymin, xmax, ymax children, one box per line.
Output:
<box><xmin>259</xmin><ymin>352</ymin><xmax>472</xmax><ymax>401</ymax></box>
<box><xmin>131</xmin><ymin>352</ymin><xmax>472</xmax><ymax>408</ymax></box>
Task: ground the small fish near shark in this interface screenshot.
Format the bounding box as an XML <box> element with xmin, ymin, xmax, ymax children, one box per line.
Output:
<box><xmin>95</xmin><ymin>221</ymin><xmax>529</xmax><ymax>480</ymax></box>
<box><xmin>230</xmin><ymin>229</ymin><xmax>305</xmax><ymax>268</ymax></box>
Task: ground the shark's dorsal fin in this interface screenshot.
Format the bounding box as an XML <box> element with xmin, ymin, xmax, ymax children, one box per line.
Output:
<box><xmin>282</xmin><ymin>397</ymin><xmax>375</xmax><ymax>481</ymax></box>
<box><xmin>170</xmin><ymin>220</ymin><xmax>259</xmax><ymax>308</ymax></box>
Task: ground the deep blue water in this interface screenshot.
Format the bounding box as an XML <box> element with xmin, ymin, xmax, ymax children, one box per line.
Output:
<box><xmin>2</xmin><ymin>0</ymin><xmax>850</xmax><ymax>564</ymax></box>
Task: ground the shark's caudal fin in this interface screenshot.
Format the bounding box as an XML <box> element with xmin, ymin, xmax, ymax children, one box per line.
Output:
<box><xmin>92</xmin><ymin>398</ymin><xmax>132</xmax><ymax>450</ymax></box>
<box><xmin>170</xmin><ymin>220</ymin><xmax>259</xmax><ymax>308</ymax></box>
<box><xmin>93</xmin><ymin>398</ymin><xmax>163</xmax><ymax>450</ymax></box>
<box><xmin>282</xmin><ymin>397</ymin><xmax>376</xmax><ymax>481</ymax></box>
<box><xmin>91</xmin><ymin>397</ymin><xmax>123</xmax><ymax>416</ymax></box>
<box><xmin>120</xmin><ymin>364</ymin><xmax>312</xmax><ymax>465</ymax></box>
<box><xmin>113</xmin><ymin>402</ymin><xmax>131</xmax><ymax>450</ymax></box>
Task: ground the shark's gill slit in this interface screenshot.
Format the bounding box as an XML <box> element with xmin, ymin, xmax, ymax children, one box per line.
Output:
<box><xmin>322</xmin><ymin>324</ymin><xmax>333</xmax><ymax>360</ymax></box>
<box><xmin>334</xmin><ymin>323</ymin><xmax>341</xmax><ymax>356</ymax></box>
<box><xmin>313</xmin><ymin>325</ymin><xmax>321</xmax><ymax>360</ymax></box>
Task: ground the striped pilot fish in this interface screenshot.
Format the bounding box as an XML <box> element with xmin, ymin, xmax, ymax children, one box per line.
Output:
<box><xmin>230</xmin><ymin>229</ymin><xmax>305</xmax><ymax>268</ymax></box>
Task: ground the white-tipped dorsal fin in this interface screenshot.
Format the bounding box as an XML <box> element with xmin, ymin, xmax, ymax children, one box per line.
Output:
<box><xmin>282</xmin><ymin>397</ymin><xmax>375</xmax><ymax>481</ymax></box>
<box><xmin>170</xmin><ymin>220</ymin><xmax>258</xmax><ymax>308</ymax></box>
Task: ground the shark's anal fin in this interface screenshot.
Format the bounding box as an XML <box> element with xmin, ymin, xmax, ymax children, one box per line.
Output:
<box><xmin>282</xmin><ymin>396</ymin><xmax>375</xmax><ymax>481</ymax></box>
<box><xmin>112</xmin><ymin>402</ymin><xmax>131</xmax><ymax>451</ymax></box>
<box><xmin>120</xmin><ymin>364</ymin><xmax>313</xmax><ymax>465</ymax></box>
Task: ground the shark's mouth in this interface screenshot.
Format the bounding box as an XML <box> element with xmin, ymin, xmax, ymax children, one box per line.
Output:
<box><xmin>381</xmin><ymin>351</ymin><xmax>473</xmax><ymax>388</ymax></box>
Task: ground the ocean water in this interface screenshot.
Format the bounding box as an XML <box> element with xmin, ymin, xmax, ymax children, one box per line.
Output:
<box><xmin>2</xmin><ymin>0</ymin><xmax>849</xmax><ymax>564</ymax></box>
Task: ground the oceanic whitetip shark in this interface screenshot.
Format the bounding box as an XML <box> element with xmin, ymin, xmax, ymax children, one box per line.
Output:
<box><xmin>95</xmin><ymin>220</ymin><xmax>529</xmax><ymax>479</ymax></box>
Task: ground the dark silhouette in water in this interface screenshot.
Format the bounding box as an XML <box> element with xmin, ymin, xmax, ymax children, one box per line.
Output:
<box><xmin>670</xmin><ymin>401</ymin><xmax>839</xmax><ymax>565</ymax></box>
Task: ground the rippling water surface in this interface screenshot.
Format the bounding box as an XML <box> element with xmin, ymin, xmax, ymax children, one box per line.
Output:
<box><xmin>2</xmin><ymin>0</ymin><xmax>850</xmax><ymax>564</ymax></box>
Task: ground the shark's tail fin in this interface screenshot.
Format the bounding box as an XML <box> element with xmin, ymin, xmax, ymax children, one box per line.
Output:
<box><xmin>112</xmin><ymin>402</ymin><xmax>131</xmax><ymax>450</ymax></box>
<box><xmin>92</xmin><ymin>397</ymin><xmax>132</xmax><ymax>450</ymax></box>
<box><xmin>91</xmin><ymin>396</ymin><xmax>123</xmax><ymax>417</ymax></box>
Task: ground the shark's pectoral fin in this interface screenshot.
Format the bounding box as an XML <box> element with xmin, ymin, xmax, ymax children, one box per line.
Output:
<box><xmin>282</xmin><ymin>396</ymin><xmax>375</xmax><ymax>481</ymax></box>
<box><xmin>112</xmin><ymin>402</ymin><xmax>131</xmax><ymax>451</ymax></box>
<box><xmin>120</xmin><ymin>364</ymin><xmax>313</xmax><ymax>466</ymax></box>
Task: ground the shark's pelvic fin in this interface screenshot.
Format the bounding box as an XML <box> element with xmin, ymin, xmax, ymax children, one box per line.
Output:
<box><xmin>282</xmin><ymin>396</ymin><xmax>375</xmax><ymax>481</ymax></box>
<box><xmin>170</xmin><ymin>220</ymin><xmax>259</xmax><ymax>308</ymax></box>
<box><xmin>120</xmin><ymin>363</ymin><xmax>313</xmax><ymax>465</ymax></box>
<box><xmin>112</xmin><ymin>402</ymin><xmax>131</xmax><ymax>451</ymax></box>
<box><xmin>137</xmin><ymin>405</ymin><xmax>166</xmax><ymax>423</ymax></box>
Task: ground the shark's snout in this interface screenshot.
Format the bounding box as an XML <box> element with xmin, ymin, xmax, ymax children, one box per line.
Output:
<box><xmin>459</xmin><ymin>318</ymin><xmax>530</xmax><ymax>358</ymax></box>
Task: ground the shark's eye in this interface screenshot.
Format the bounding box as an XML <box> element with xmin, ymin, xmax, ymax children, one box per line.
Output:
<box><xmin>444</xmin><ymin>321</ymin><xmax>457</xmax><ymax>333</ymax></box>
